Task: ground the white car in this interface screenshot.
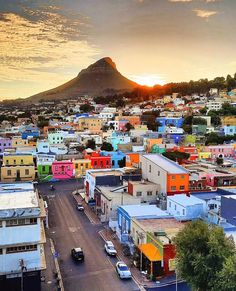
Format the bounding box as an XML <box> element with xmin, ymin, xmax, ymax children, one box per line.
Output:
<box><xmin>116</xmin><ymin>261</ymin><xmax>132</xmax><ymax>279</ymax></box>
<box><xmin>104</xmin><ymin>241</ymin><xmax>117</xmax><ymax>256</ymax></box>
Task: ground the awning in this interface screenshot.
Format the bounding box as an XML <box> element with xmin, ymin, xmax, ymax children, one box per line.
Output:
<box><xmin>138</xmin><ymin>243</ymin><xmax>162</xmax><ymax>262</ymax></box>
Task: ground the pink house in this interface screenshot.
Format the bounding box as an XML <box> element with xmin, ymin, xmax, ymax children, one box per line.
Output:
<box><xmin>52</xmin><ymin>160</ymin><xmax>74</xmax><ymax>180</ymax></box>
<box><xmin>118</xmin><ymin>120</ymin><xmax>129</xmax><ymax>131</ymax></box>
<box><xmin>206</xmin><ymin>145</ymin><xmax>235</xmax><ymax>158</ymax></box>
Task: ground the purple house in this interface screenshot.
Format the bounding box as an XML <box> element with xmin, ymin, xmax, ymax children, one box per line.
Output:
<box><xmin>0</xmin><ymin>138</ymin><xmax>12</xmax><ymax>154</ymax></box>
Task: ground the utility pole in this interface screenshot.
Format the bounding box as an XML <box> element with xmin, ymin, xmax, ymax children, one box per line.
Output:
<box><xmin>19</xmin><ymin>259</ymin><xmax>26</xmax><ymax>291</ymax></box>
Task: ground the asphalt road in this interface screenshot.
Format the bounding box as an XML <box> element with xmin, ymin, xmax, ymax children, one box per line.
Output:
<box><xmin>38</xmin><ymin>180</ymin><xmax>139</xmax><ymax>291</ymax></box>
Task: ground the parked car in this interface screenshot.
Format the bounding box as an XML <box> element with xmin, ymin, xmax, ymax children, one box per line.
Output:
<box><xmin>122</xmin><ymin>245</ymin><xmax>131</xmax><ymax>257</ymax></box>
<box><xmin>116</xmin><ymin>261</ymin><xmax>132</xmax><ymax>279</ymax></box>
<box><xmin>77</xmin><ymin>203</ymin><xmax>84</xmax><ymax>211</ymax></box>
<box><xmin>71</xmin><ymin>247</ymin><xmax>84</xmax><ymax>262</ymax></box>
<box><xmin>104</xmin><ymin>241</ymin><xmax>117</xmax><ymax>256</ymax></box>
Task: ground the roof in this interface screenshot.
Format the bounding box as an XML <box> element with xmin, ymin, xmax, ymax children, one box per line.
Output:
<box><xmin>168</xmin><ymin>194</ymin><xmax>204</xmax><ymax>207</ymax></box>
<box><xmin>143</xmin><ymin>154</ymin><xmax>189</xmax><ymax>174</ymax></box>
<box><xmin>0</xmin><ymin>190</ymin><xmax>38</xmax><ymax>211</ymax></box>
<box><xmin>138</xmin><ymin>243</ymin><xmax>162</xmax><ymax>262</ymax></box>
<box><xmin>0</xmin><ymin>182</ymin><xmax>34</xmax><ymax>193</ymax></box>
<box><xmin>119</xmin><ymin>204</ymin><xmax>170</xmax><ymax>219</ymax></box>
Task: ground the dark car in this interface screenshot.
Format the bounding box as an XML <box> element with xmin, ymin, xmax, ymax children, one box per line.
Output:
<box><xmin>71</xmin><ymin>248</ymin><xmax>84</xmax><ymax>262</ymax></box>
<box><xmin>77</xmin><ymin>203</ymin><xmax>84</xmax><ymax>211</ymax></box>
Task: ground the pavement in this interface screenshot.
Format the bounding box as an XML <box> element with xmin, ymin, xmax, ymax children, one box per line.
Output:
<box><xmin>38</xmin><ymin>180</ymin><xmax>140</xmax><ymax>291</ymax></box>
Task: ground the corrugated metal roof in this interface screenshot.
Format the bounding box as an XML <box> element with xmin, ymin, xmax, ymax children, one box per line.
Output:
<box><xmin>143</xmin><ymin>154</ymin><xmax>189</xmax><ymax>174</ymax></box>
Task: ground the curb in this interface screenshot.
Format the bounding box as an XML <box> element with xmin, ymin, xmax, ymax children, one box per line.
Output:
<box><xmin>98</xmin><ymin>229</ymin><xmax>145</xmax><ymax>291</ymax></box>
<box><xmin>50</xmin><ymin>238</ymin><xmax>64</xmax><ymax>291</ymax></box>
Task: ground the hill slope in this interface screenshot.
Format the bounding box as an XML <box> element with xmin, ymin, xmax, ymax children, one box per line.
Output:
<box><xmin>27</xmin><ymin>57</ymin><xmax>138</xmax><ymax>102</ymax></box>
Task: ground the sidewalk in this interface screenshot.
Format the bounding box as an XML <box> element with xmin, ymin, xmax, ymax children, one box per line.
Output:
<box><xmin>41</xmin><ymin>233</ymin><xmax>59</xmax><ymax>291</ymax></box>
<box><xmin>72</xmin><ymin>193</ymin><xmax>101</xmax><ymax>225</ymax></box>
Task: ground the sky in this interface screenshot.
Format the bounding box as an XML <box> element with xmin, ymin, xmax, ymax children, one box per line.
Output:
<box><xmin>0</xmin><ymin>0</ymin><xmax>236</xmax><ymax>99</ymax></box>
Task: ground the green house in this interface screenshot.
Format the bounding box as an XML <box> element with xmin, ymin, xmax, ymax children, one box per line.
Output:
<box><xmin>37</xmin><ymin>164</ymin><xmax>52</xmax><ymax>181</ymax></box>
<box><xmin>151</xmin><ymin>144</ymin><xmax>166</xmax><ymax>154</ymax></box>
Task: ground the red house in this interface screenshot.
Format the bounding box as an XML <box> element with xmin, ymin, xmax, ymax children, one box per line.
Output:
<box><xmin>84</xmin><ymin>152</ymin><xmax>111</xmax><ymax>169</ymax></box>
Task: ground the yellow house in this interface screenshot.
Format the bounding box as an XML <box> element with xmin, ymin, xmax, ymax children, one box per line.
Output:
<box><xmin>77</xmin><ymin>117</ymin><xmax>103</xmax><ymax>133</ymax></box>
<box><xmin>198</xmin><ymin>152</ymin><xmax>212</xmax><ymax>160</ymax></box>
<box><xmin>1</xmin><ymin>153</ymin><xmax>35</xmax><ymax>182</ymax></box>
<box><xmin>73</xmin><ymin>159</ymin><xmax>91</xmax><ymax>177</ymax></box>
<box><xmin>221</xmin><ymin>116</ymin><xmax>236</xmax><ymax>126</ymax></box>
<box><xmin>12</xmin><ymin>136</ymin><xmax>28</xmax><ymax>147</ymax></box>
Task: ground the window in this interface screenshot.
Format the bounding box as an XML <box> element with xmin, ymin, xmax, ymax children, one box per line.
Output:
<box><xmin>183</xmin><ymin>209</ymin><xmax>185</xmax><ymax>215</ymax></box>
<box><xmin>25</xmin><ymin>169</ymin><xmax>29</xmax><ymax>175</ymax></box>
<box><xmin>171</xmin><ymin>175</ymin><xmax>175</xmax><ymax>180</ymax></box>
<box><xmin>136</xmin><ymin>191</ymin><xmax>142</xmax><ymax>196</ymax></box>
<box><xmin>180</xmin><ymin>175</ymin><xmax>185</xmax><ymax>180</ymax></box>
<box><xmin>149</xmin><ymin>165</ymin><xmax>151</xmax><ymax>173</ymax></box>
<box><xmin>6</xmin><ymin>218</ymin><xmax>37</xmax><ymax>227</ymax></box>
<box><xmin>169</xmin><ymin>202</ymin><xmax>171</xmax><ymax>208</ymax></box>
<box><xmin>147</xmin><ymin>191</ymin><xmax>152</xmax><ymax>196</ymax></box>
<box><xmin>171</xmin><ymin>186</ymin><xmax>176</xmax><ymax>191</ymax></box>
<box><xmin>175</xmin><ymin>205</ymin><xmax>177</xmax><ymax>210</ymax></box>
<box><xmin>0</xmin><ymin>249</ymin><xmax>2</xmax><ymax>255</ymax></box>
<box><xmin>21</xmin><ymin>159</ymin><xmax>23</xmax><ymax>164</ymax></box>
<box><xmin>6</xmin><ymin>244</ymin><xmax>37</xmax><ymax>254</ymax></box>
<box><xmin>158</xmin><ymin>171</ymin><xmax>160</xmax><ymax>176</ymax></box>
<box><xmin>75</xmin><ymin>164</ymin><xmax>78</xmax><ymax>169</ymax></box>
<box><xmin>7</xmin><ymin>170</ymin><xmax>11</xmax><ymax>176</ymax></box>
<box><xmin>13</xmin><ymin>159</ymin><xmax>16</xmax><ymax>164</ymax></box>
<box><xmin>6</xmin><ymin>160</ymin><xmax>9</xmax><ymax>165</ymax></box>
<box><xmin>180</xmin><ymin>185</ymin><xmax>185</xmax><ymax>190</ymax></box>
<box><xmin>42</xmin><ymin>166</ymin><xmax>46</xmax><ymax>172</ymax></box>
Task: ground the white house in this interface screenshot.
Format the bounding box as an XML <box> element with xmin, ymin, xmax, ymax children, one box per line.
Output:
<box><xmin>0</xmin><ymin>183</ymin><xmax>46</xmax><ymax>290</ymax></box>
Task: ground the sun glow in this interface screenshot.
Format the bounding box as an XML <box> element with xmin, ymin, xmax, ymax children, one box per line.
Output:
<box><xmin>130</xmin><ymin>74</ymin><xmax>165</xmax><ymax>87</ymax></box>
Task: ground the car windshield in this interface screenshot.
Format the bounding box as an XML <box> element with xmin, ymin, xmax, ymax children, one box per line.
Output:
<box><xmin>119</xmin><ymin>265</ymin><xmax>129</xmax><ymax>271</ymax></box>
<box><xmin>108</xmin><ymin>246</ymin><xmax>115</xmax><ymax>250</ymax></box>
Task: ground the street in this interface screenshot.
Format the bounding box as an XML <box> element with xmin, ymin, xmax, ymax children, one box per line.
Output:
<box><xmin>38</xmin><ymin>180</ymin><xmax>140</xmax><ymax>291</ymax></box>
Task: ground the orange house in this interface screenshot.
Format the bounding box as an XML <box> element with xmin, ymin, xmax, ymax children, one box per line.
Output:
<box><xmin>145</xmin><ymin>138</ymin><xmax>163</xmax><ymax>153</ymax></box>
<box><xmin>166</xmin><ymin>173</ymin><xmax>189</xmax><ymax>195</ymax></box>
<box><xmin>125</xmin><ymin>153</ymin><xmax>140</xmax><ymax>167</ymax></box>
<box><xmin>115</xmin><ymin>115</ymin><xmax>141</xmax><ymax>127</ymax></box>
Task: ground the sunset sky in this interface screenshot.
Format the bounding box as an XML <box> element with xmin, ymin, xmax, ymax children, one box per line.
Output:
<box><xmin>0</xmin><ymin>0</ymin><xmax>235</xmax><ymax>99</ymax></box>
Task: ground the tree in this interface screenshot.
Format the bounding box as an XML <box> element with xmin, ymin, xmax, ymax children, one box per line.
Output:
<box><xmin>101</xmin><ymin>142</ymin><xmax>113</xmax><ymax>151</ymax></box>
<box><xmin>86</xmin><ymin>139</ymin><xmax>96</xmax><ymax>150</ymax></box>
<box><xmin>174</xmin><ymin>220</ymin><xmax>235</xmax><ymax>291</ymax></box>
<box><xmin>182</xmin><ymin>115</ymin><xmax>193</xmax><ymax>134</ymax></box>
<box><xmin>118</xmin><ymin>157</ymin><xmax>126</xmax><ymax>168</ymax></box>
<box><xmin>199</xmin><ymin>107</ymin><xmax>207</xmax><ymax>115</ymax></box>
<box><xmin>80</xmin><ymin>104</ymin><xmax>94</xmax><ymax>113</ymax></box>
<box><xmin>216</xmin><ymin>157</ymin><xmax>224</xmax><ymax>165</ymax></box>
<box><xmin>214</xmin><ymin>254</ymin><xmax>236</xmax><ymax>291</ymax></box>
<box><xmin>75</xmin><ymin>145</ymin><xmax>85</xmax><ymax>152</ymax></box>
<box><xmin>125</xmin><ymin>122</ymin><xmax>134</xmax><ymax>132</ymax></box>
<box><xmin>192</xmin><ymin>117</ymin><xmax>207</xmax><ymax>125</ymax></box>
<box><xmin>162</xmin><ymin>151</ymin><xmax>190</xmax><ymax>163</ymax></box>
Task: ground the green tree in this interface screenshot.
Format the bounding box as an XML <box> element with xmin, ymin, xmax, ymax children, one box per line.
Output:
<box><xmin>80</xmin><ymin>104</ymin><xmax>94</xmax><ymax>113</ymax></box>
<box><xmin>86</xmin><ymin>139</ymin><xmax>96</xmax><ymax>150</ymax></box>
<box><xmin>125</xmin><ymin>122</ymin><xmax>134</xmax><ymax>132</ymax></box>
<box><xmin>216</xmin><ymin>157</ymin><xmax>224</xmax><ymax>165</ymax></box>
<box><xmin>214</xmin><ymin>254</ymin><xmax>236</xmax><ymax>291</ymax></box>
<box><xmin>192</xmin><ymin>117</ymin><xmax>207</xmax><ymax>125</ymax></box>
<box><xmin>162</xmin><ymin>151</ymin><xmax>190</xmax><ymax>163</ymax></box>
<box><xmin>199</xmin><ymin>107</ymin><xmax>207</xmax><ymax>115</ymax></box>
<box><xmin>174</xmin><ymin>220</ymin><xmax>235</xmax><ymax>291</ymax></box>
<box><xmin>182</xmin><ymin>115</ymin><xmax>193</xmax><ymax>134</ymax></box>
<box><xmin>101</xmin><ymin>142</ymin><xmax>113</xmax><ymax>151</ymax></box>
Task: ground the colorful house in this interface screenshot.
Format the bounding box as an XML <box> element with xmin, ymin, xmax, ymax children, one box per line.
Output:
<box><xmin>140</xmin><ymin>154</ymin><xmax>190</xmax><ymax>196</ymax></box>
<box><xmin>125</xmin><ymin>153</ymin><xmax>140</xmax><ymax>167</ymax></box>
<box><xmin>12</xmin><ymin>136</ymin><xmax>28</xmax><ymax>148</ymax></box>
<box><xmin>48</xmin><ymin>131</ymin><xmax>64</xmax><ymax>145</ymax></box>
<box><xmin>156</xmin><ymin>117</ymin><xmax>184</xmax><ymax>133</ymax></box>
<box><xmin>0</xmin><ymin>138</ymin><xmax>12</xmax><ymax>154</ymax></box>
<box><xmin>179</xmin><ymin>146</ymin><xmax>198</xmax><ymax>161</ymax></box>
<box><xmin>37</xmin><ymin>153</ymin><xmax>55</xmax><ymax>181</ymax></box>
<box><xmin>52</xmin><ymin>160</ymin><xmax>74</xmax><ymax>180</ymax></box>
<box><xmin>77</xmin><ymin>117</ymin><xmax>103</xmax><ymax>133</ymax></box>
<box><xmin>206</xmin><ymin>145</ymin><xmax>235</xmax><ymax>158</ymax></box>
<box><xmin>84</xmin><ymin>152</ymin><xmax>111</xmax><ymax>169</ymax></box>
<box><xmin>144</xmin><ymin>138</ymin><xmax>163</xmax><ymax>153</ymax></box>
<box><xmin>107</xmin><ymin>132</ymin><xmax>131</xmax><ymax>151</ymax></box>
<box><xmin>1</xmin><ymin>153</ymin><xmax>35</xmax><ymax>182</ymax></box>
<box><xmin>73</xmin><ymin>159</ymin><xmax>91</xmax><ymax>177</ymax></box>
<box><xmin>100</xmin><ymin>151</ymin><xmax>126</xmax><ymax>168</ymax></box>
<box><xmin>115</xmin><ymin>115</ymin><xmax>141</xmax><ymax>127</ymax></box>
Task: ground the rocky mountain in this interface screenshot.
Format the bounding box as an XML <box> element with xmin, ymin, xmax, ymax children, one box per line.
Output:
<box><xmin>26</xmin><ymin>57</ymin><xmax>138</xmax><ymax>102</ymax></box>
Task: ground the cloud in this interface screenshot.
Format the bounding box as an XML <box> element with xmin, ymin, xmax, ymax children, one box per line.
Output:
<box><xmin>193</xmin><ymin>9</ymin><xmax>218</xmax><ymax>18</ymax></box>
<box><xmin>0</xmin><ymin>6</ymin><xmax>100</xmax><ymax>97</ymax></box>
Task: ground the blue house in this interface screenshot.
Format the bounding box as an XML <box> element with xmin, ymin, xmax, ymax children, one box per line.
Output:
<box><xmin>100</xmin><ymin>151</ymin><xmax>126</xmax><ymax>168</ymax></box>
<box><xmin>223</xmin><ymin>125</ymin><xmax>236</xmax><ymax>136</ymax></box>
<box><xmin>156</xmin><ymin>117</ymin><xmax>184</xmax><ymax>133</ymax></box>
<box><xmin>21</xmin><ymin>126</ymin><xmax>40</xmax><ymax>140</ymax></box>
<box><xmin>117</xmin><ymin>205</ymin><xmax>170</xmax><ymax>241</ymax></box>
